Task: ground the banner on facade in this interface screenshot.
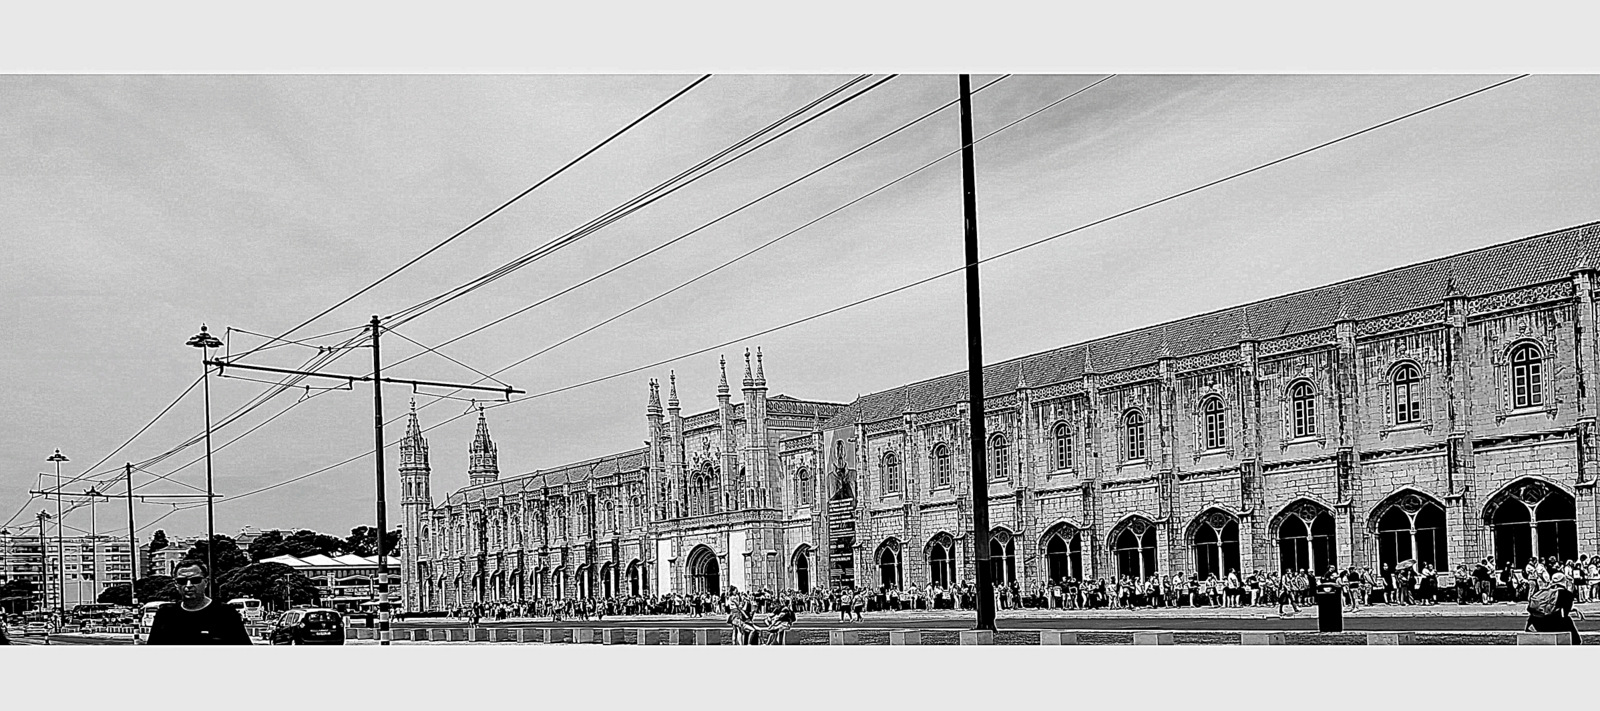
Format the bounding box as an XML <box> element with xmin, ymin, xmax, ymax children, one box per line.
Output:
<box><xmin>656</xmin><ymin>539</ymin><xmax>674</xmax><ymax>595</ymax></box>
<box><xmin>728</xmin><ymin>529</ymin><xmax>747</xmax><ymax>592</ymax></box>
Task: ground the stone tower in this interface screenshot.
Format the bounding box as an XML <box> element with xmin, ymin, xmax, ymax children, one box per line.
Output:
<box><xmin>398</xmin><ymin>401</ymin><xmax>431</xmax><ymax>613</ymax></box>
<box><xmin>468</xmin><ymin>405</ymin><xmax>499</xmax><ymax>487</ymax></box>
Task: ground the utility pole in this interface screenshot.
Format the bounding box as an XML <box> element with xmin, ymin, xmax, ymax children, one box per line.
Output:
<box><xmin>205</xmin><ymin>317</ymin><xmax>524</xmax><ymax>646</ymax></box>
<box><xmin>187</xmin><ymin>326</ymin><xmax>223</xmax><ymax>601</ymax></box>
<box><xmin>86</xmin><ymin>486</ymin><xmax>100</xmax><ymax>606</ymax></box>
<box><xmin>959</xmin><ymin>74</ymin><xmax>996</xmax><ymax>632</ymax></box>
<box><xmin>371</xmin><ymin>315</ymin><xmax>390</xmax><ymax>646</ymax></box>
<box><xmin>125</xmin><ymin>463</ymin><xmax>138</xmax><ymax>608</ymax></box>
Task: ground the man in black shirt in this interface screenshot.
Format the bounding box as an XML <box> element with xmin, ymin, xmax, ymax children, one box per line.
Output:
<box><xmin>146</xmin><ymin>561</ymin><xmax>252</xmax><ymax>645</ymax></box>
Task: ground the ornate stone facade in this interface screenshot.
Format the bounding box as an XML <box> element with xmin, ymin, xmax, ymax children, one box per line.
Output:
<box><xmin>401</xmin><ymin>220</ymin><xmax>1600</xmax><ymax>610</ymax></box>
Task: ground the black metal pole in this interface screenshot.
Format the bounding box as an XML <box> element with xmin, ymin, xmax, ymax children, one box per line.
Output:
<box><xmin>201</xmin><ymin>356</ymin><xmax>217</xmax><ymax>601</ymax></box>
<box><xmin>38</xmin><ymin>512</ymin><xmax>50</xmax><ymax>614</ymax></box>
<box><xmin>959</xmin><ymin>74</ymin><xmax>995</xmax><ymax>632</ymax></box>
<box><xmin>371</xmin><ymin>315</ymin><xmax>391</xmax><ymax>646</ymax></box>
<box><xmin>126</xmin><ymin>464</ymin><xmax>138</xmax><ymax>608</ymax></box>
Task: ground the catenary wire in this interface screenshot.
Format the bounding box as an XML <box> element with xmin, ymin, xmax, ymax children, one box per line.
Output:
<box><xmin>383</xmin><ymin>75</ymin><xmax>891</xmax><ymax>330</ymax></box>
<box><xmin>228</xmin><ymin>75</ymin><xmax>714</xmax><ymax>364</ymax></box>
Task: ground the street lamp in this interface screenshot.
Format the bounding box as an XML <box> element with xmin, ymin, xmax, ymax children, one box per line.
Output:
<box><xmin>186</xmin><ymin>325</ymin><xmax>223</xmax><ymax>600</ymax></box>
<box><xmin>47</xmin><ymin>449</ymin><xmax>68</xmax><ymax>614</ymax></box>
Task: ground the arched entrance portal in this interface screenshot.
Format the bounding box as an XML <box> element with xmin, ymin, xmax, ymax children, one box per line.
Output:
<box><xmin>687</xmin><ymin>546</ymin><xmax>721</xmax><ymax>594</ymax></box>
<box><xmin>626</xmin><ymin>560</ymin><xmax>642</xmax><ymax>596</ymax></box>
<box><xmin>989</xmin><ymin>529</ymin><xmax>1016</xmax><ymax>585</ymax></box>
<box><xmin>1275</xmin><ymin>500</ymin><xmax>1336</xmax><ymax>574</ymax></box>
<box><xmin>1373</xmin><ymin>491</ymin><xmax>1448</xmax><ymax>571</ymax></box>
<box><xmin>926</xmin><ymin>533</ymin><xmax>955</xmax><ymax>588</ymax></box>
<box><xmin>1486</xmin><ymin>479</ymin><xmax>1577</xmax><ymax>568</ymax></box>
<box><xmin>792</xmin><ymin>547</ymin><xmax>811</xmax><ymax>593</ymax></box>
<box><xmin>1040</xmin><ymin>524</ymin><xmax>1083</xmax><ymax>582</ymax></box>
<box><xmin>875</xmin><ymin>539</ymin><xmax>902</xmax><ymax>591</ymax></box>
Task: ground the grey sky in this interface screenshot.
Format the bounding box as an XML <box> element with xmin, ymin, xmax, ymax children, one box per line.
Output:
<box><xmin>3</xmin><ymin>74</ymin><xmax>1597</xmax><ymax>542</ymax></box>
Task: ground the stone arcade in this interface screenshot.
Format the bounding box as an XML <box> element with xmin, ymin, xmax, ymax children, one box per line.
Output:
<box><xmin>401</xmin><ymin>220</ymin><xmax>1600</xmax><ymax>612</ymax></box>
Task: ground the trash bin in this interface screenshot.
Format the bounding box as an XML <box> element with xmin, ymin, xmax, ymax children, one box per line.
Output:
<box><xmin>1314</xmin><ymin>583</ymin><xmax>1344</xmax><ymax>633</ymax></box>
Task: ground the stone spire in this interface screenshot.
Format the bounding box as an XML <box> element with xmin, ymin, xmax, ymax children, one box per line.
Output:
<box><xmin>468</xmin><ymin>404</ymin><xmax>499</xmax><ymax>487</ymax></box>
<box><xmin>742</xmin><ymin>348</ymin><xmax>755</xmax><ymax>388</ymax></box>
<box><xmin>647</xmin><ymin>378</ymin><xmax>662</xmax><ymax>416</ymax></box>
<box><xmin>717</xmin><ymin>355</ymin><xmax>730</xmax><ymax>397</ymax></box>
<box><xmin>754</xmin><ymin>347</ymin><xmax>766</xmax><ymax>387</ymax></box>
<box><xmin>668</xmin><ymin>370</ymin><xmax>680</xmax><ymax>409</ymax></box>
<box><xmin>399</xmin><ymin>398</ymin><xmax>429</xmax><ymax>471</ymax></box>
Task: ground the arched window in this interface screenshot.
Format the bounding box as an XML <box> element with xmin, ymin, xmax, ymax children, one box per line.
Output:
<box><xmin>1110</xmin><ymin>518</ymin><xmax>1158</xmax><ymax>579</ymax></box>
<box><xmin>880</xmin><ymin>452</ymin><xmax>901</xmax><ymax>494</ymax></box>
<box><xmin>1190</xmin><ymin>510</ymin><xmax>1241</xmax><ymax>579</ymax></box>
<box><xmin>931</xmin><ymin>444</ymin><xmax>953</xmax><ymax>489</ymax></box>
<box><xmin>1510</xmin><ymin>343</ymin><xmax>1544</xmax><ymax>409</ymax></box>
<box><xmin>1042</xmin><ymin>525</ymin><xmax>1083</xmax><ymax>582</ymax></box>
<box><xmin>1124</xmin><ymin>410</ymin><xmax>1147</xmax><ymax>462</ymax></box>
<box><xmin>1289</xmin><ymin>381</ymin><xmax>1317</xmax><ymax>438</ymax></box>
<box><xmin>926</xmin><ymin>533</ymin><xmax>956</xmax><ymax>587</ymax></box>
<box><xmin>1201</xmin><ymin>397</ymin><xmax>1227</xmax><ymax>451</ymax></box>
<box><xmin>989</xmin><ymin>529</ymin><xmax>1016</xmax><ymax>585</ymax></box>
<box><xmin>1486</xmin><ymin>480</ymin><xmax>1577</xmax><ymax>567</ymax></box>
<box><xmin>875</xmin><ymin>540</ymin><xmax>902</xmax><ymax>590</ymax></box>
<box><xmin>988</xmin><ymin>434</ymin><xmax>1011</xmax><ymax>481</ymax></box>
<box><xmin>1276</xmin><ymin>501</ymin><xmax>1337</xmax><ymax>574</ymax></box>
<box><xmin>1052</xmin><ymin>422</ymin><xmax>1073</xmax><ymax>471</ymax></box>
<box><xmin>796</xmin><ymin>468</ymin><xmax>813</xmax><ymax>507</ymax></box>
<box><xmin>1392</xmin><ymin>363</ymin><xmax>1422</xmax><ymax>424</ymax></box>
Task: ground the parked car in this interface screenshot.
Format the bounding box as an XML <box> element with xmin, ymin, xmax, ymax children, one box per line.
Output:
<box><xmin>269</xmin><ymin>608</ymin><xmax>344</xmax><ymax>645</ymax></box>
<box><xmin>24</xmin><ymin>621</ymin><xmax>51</xmax><ymax>637</ymax></box>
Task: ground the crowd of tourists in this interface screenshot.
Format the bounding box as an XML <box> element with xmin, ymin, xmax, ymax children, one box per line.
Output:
<box><xmin>415</xmin><ymin>554</ymin><xmax>1598</xmax><ymax>626</ymax></box>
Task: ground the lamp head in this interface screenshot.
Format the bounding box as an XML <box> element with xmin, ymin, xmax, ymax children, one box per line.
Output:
<box><xmin>186</xmin><ymin>324</ymin><xmax>223</xmax><ymax>350</ymax></box>
<box><xmin>47</xmin><ymin>449</ymin><xmax>68</xmax><ymax>463</ymax></box>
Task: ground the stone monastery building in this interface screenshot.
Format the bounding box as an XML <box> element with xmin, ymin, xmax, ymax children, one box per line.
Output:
<box><xmin>401</xmin><ymin>220</ymin><xmax>1600</xmax><ymax>612</ymax></box>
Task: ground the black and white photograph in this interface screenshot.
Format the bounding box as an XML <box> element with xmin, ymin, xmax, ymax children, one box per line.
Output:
<box><xmin>2</xmin><ymin>4</ymin><xmax>1597</xmax><ymax>708</ymax></box>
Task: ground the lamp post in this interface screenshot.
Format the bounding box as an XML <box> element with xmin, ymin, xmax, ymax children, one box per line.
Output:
<box><xmin>47</xmin><ymin>449</ymin><xmax>68</xmax><ymax>614</ymax></box>
<box><xmin>186</xmin><ymin>325</ymin><xmax>223</xmax><ymax>600</ymax></box>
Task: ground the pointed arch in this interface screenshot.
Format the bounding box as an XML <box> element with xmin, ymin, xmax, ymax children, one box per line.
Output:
<box><xmin>1107</xmin><ymin>515</ymin><xmax>1158</xmax><ymax>579</ymax></box>
<box><xmin>1271</xmin><ymin>499</ymin><xmax>1337</xmax><ymax>574</ymax></box>
<box><xmin>1482</xmin><ymin>477</ymin><xmax>1577</xmax><ymax>567</ymax></box>
<box><xmin>1186</xmin><ymin>508</ymin><xmax>1241</xmax><ymax>579</ymax></box>
<box><xmin>874</xmin><ymin>538</ymin><xmax>903</xmax><ymax>590</ymax></box>
<box><xmin>791</xmin><ymin>545</ymin><xmax>812</xmax><ymax>593</ymax></box>
<box><xmin>1038</xmin><ymin>521</ymin><xmax>1084</xmax><ymax>582</ymax></box>
<box><xmin>988</xmin><ymin>527</ymin><xmax>1017</xmax><ymax>585</ymax></box>
<box><xmin>1369</xmin><ymin>488</ymin><xmax>1448</xmax><ymax>570</ymax></box>
<box><xmin>686</xmin><ymin>544</ymin><xmax>720</xmax><ymax>594</ymax></box>
<box><xmin>925</xmin><ymin>532</ymin><xmax>956</xmax><ymax>588</ymax></box>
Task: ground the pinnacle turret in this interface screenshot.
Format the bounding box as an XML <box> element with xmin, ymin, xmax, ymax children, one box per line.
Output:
<box><xmin>468</xmin><ymin>405</ymin><xmax>499</xmax><ymax>486</ymax></box>
<box><xmin>717</xmin><ymin>355</ymin><xmax>730</xmax><ymax>398</ymax></box>
<box><xmin>754</xmin><ymin>347</ymin><xmax>766</xmax><ymax>387</ymax></box>
<box><xmin>647</xmin><ymin>379</ymin><xmax>662</xmax><ymax>416</ymax></box>
<box><xmin>742</xmin><ymin>348</ymin><xmax>755</xmax><ymax>388</ymax></box>
<box><xmin>399</xmin><ymin>400</ymin><xmax>430</xmax><ymax>471</ymax></box>
<box><xmin>668</xmin><ymin>371</ymin><xmax>680</xmax><ymax>409</ymax></box>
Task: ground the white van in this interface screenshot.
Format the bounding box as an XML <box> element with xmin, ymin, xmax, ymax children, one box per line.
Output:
<box><xmin>134</xmin><ymin>601</ymin><xmax>172</xmax><ymax>644</ymax></box>
<box><xmin>228</xmin><ymin>598</ymin><xmax>264</xmax><ymax>622</ymax></box>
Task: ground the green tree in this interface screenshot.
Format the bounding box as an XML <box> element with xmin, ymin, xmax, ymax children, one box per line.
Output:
<box><xmin>98</xmin><ymin>575</ymin><xmax>179</xmax><ymax>605</ymax></box>
<box><xmin>182</xmin><ymin>535</ymin><xmax>250</xmax><ymax>576</ymax></box>
<box><xmin>278</xmin><ymin>529</ymin><xmax>347</xmax><ymax>558</ymax></box>
<box><xmin>345</xmin><ymin>526</ymin><xmax>402</xmax><ymax>557</ymax></box>
<box><xmin>149</xmin><ymin>529</ymin><xmax>169</xmax><ymax>553</ymax></box>
<box><xmin>217</xmin><ymin>562</ymin><xmax>320</xmax><ymax>609</ymax></box>
<box><xmin>248</xmin><ymin>529</ymin><xmax>285</xmax><ymax>561</ymax></box>
<box><xmin>1</xmin><ymin>579</ymin><xmax>37</xmax><ymax>613</ymax></box>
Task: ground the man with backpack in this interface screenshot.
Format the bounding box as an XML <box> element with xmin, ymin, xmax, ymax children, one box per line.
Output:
<box><xmin>1525</xmin><ymin>572</ymin><xmax>1583</xmax><ymax>645</ymax></box>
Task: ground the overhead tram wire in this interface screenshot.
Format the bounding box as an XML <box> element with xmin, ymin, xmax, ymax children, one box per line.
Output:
<box><xmin>382</xmin><ymin>75</ymin><xmax>893</xmax><ymax>331</ymax></box>
<box><xmin>227</xmin><ymin>75</ymin><xmax>714</xmax><ymax>365</ymax></box>
<box><xmin>106</xmin><ymin>78</ymin><xmax>888</xmax><ymax>490</ymax></box>
<box><xmin>197</xmin><ymin>74</ymin><xmax>1527</xmax><ymax>509</ymax></box>
<box><xmin>382</xmin><ymin>75</ymin><xmax>1015</xmax><ymax>372</ymax></box>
